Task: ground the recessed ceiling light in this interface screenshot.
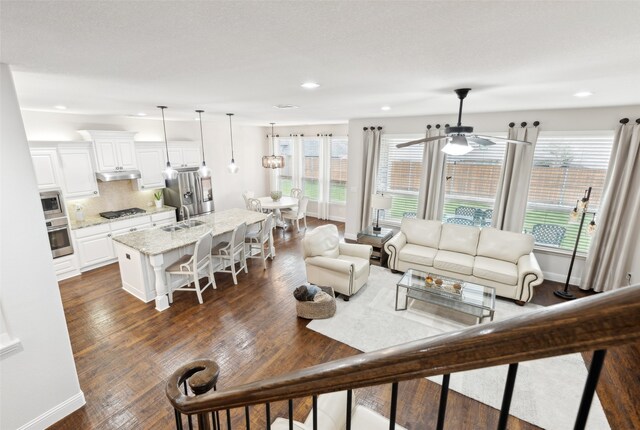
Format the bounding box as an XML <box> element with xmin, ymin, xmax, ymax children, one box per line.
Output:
<box><xmin>381</xmin><ymin>106</ymin><xmax>391</xmax><ymax>111</ymax></box>
<box><xmin>274</xmin><ymin>104</ymin><xmax>300</xmax><ymax>110</ymax></box>
<box><xmin>301</xmin><ymin>82</ymin><xmax>320</xmax><ymax>89</ymax></box>
<box><xmin>54</xmin><ymin>105</ymin><xmax>67</xmax><ymax>110</ymax></box>
<box><xmin>136</xmin><ymin>112</ymin><xmax>147</xmax><ymax>117</ymax></box>
<box><xmin>574</xmin><ymin>91</ymin><xmax>593</xmax><ymax>98</ymax></box>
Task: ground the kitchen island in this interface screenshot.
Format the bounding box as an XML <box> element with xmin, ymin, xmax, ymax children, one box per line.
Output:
<box><xmin>112</xmin><ymin>208</ymin><xmax>267</xmax><ymax>311</ymax></box>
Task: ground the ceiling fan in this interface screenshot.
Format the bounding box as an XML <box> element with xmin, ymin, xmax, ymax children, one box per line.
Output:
<box><xmin>396</xmin><ymin>88</ymin><xmax>531</xmax><ymax>155</ymax></box>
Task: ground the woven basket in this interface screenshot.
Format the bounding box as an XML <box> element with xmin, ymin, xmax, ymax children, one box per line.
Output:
<box><xmin>296</xmin><ymin>286</ymin><xmax>336</xmax><ymax>319</ymax></box>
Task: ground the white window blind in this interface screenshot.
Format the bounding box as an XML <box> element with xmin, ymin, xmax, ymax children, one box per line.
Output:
<box><xmin>524</xmin><ymin>131</ymin><xmax>613</xmax><ymax>252</ymax></box>
<box><xmin>376</xmin><ymin>134</ymin><xmax>424</xmax><ymax>224</ymax></box>
<box><xmin>329</xmin><ymin>137</ymin><xmax>348</xmax><ymax>204</ymax></box>
<box><xmin>302</xmin><ymin>137</ymin><xmax>321</xmax><ymax>201</ymax></box>
<box><xmin>443</xmin><ymin>137</ymin><xmax>506</xmax><ymax>224</ymax></box>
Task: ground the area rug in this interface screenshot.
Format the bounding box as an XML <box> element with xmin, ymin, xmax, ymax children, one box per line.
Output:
<box><xmin>307</xmin><ymin>266</ymin><xmax>609</xmax><ymax>430</ymax></box>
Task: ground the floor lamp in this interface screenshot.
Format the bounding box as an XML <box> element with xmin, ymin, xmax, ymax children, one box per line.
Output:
<box><xmin>371</xmin><ymin>194</ymin><xmax>392</xmax><ymax>232</ymax></box>
<box><xmin>555</xmin><ymin>187</ymin><xmax>597</xmax><ymax>300</ymax></box>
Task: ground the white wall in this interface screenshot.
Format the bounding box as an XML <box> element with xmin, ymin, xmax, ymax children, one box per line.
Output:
<box><xmin>1</xmin><ymin>64</ymin><xmax>84</xmax><ymax>429</ymax></box>
<box><xmin>346</xmin><ymin>105</ymin><xmax>640</xmax><ymax>286</ymax></box>
<box><xmin>21</xmin><ymin>110</ymin><xmax>270</xmax><ymax>211</ymax></box>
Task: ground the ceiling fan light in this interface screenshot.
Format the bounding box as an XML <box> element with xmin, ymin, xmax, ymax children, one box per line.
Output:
<box><xmin>442</xmin><ymin>136</ymin><xmax>473</xmax><ymax>156</ymax></box>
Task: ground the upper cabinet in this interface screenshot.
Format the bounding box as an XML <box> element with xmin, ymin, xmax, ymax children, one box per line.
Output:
<box><xmin>135</xmin><ymin>142</ymin><xmax>167</xmax><ymax>189</ymax></box>
<box><xmin>30</xmin><ymin>148</ymin><xmax>61</xmax><ymax>190</ymax></box>
<box><xmin>57</xmin><ymin>143</ymin><xmax>100</xmax><ymax>199</ymax></box>
<box><xmin>168</xmin><ymin>141</ymin><xmax>201</xmax><ymax>168</ymax></box>
<box><xmin>79</xmin><ymin>130</ymin><xmax>138</xmax><ymax>172</ymax></box>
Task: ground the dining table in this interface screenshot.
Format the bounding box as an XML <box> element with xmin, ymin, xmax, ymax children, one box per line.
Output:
<box><xmin>257</xmin><ymin>196</ymin><xmax>298</xmax><ymax>228</ymax></box>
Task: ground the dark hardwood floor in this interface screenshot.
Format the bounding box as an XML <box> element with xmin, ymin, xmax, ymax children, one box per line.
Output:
<box><xmin>50</xmin><ymin>218</ymin><xmax>639</xmax><ymax>429</ymax></box>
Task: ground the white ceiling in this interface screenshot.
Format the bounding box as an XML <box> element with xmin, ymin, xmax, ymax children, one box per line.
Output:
<box><xmin>2</xmin><ymin>1</ymin><xmax>639</xmax><ymax>125</ymax></box>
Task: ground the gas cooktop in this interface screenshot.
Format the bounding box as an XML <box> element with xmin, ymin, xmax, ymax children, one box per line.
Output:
<box><xmin>99</xmin><ymin>208</ymin><xmax>147</xmax><ymax>219</ymax></box>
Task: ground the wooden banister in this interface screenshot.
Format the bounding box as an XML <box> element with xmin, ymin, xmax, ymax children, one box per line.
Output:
<box><xmin>167</xmin><ymin>286</ymin><xmax>640</xmax><ymax>415</ymax></box>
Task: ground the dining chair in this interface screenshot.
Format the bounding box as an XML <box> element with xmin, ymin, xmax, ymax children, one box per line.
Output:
<box><xmin>245</xmin><ymin>213</ymin><xmax>274</xmax><ymax>269</ymax></box>
<box><xmin>247</xmin><ymin>198</ymin><xmax>263</xmax><ymax>213</ymax></box>
<box><xmin>290</xmin><ymin>188</ymin><xmax>303</xmax><ymax>199</ymax></box>
<box><xmin>211</xmin><ymin>222</ymin><xmax>248</xmax><ymax>285</ymax></box>
<box><xmin>165</xmin><ymin>231</ymin><xmax>215</xmax><ymax>304</ymax></box>
<box><xmin>242</xmin><ymin>191</ymin><xmax>255</xmax><ymax>209</ymax></box>
<box><xmin>282</xmin><ymin>196</ymin><xmax>309</xmax><ymax>232</ymax></box>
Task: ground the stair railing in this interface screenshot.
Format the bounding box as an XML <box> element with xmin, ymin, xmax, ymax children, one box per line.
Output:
<box><xmin>167</xmin><ymin>286</ymin><xmax>640</xmax><ymax>430</ymax></box>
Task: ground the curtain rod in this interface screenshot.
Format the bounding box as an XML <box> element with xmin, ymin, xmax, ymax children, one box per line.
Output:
<box><xmin>619</xmin><ymin>118</ymin><xmax>640</xmax><ymax>124</ymax></box>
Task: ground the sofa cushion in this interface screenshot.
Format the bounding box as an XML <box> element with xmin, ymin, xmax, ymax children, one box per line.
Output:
<box><xmin>477</xmin><ymin>227</ymin><xmax>534</xmax><ymax>264</ymax></box>
<box><xmin>433</xmin><ymin>250</ymin><xmax>475</xmax><ymax>275</ymax></box>
<box><xmin>474</xmin><ymin>256</ymin><xmax>519</xmax><ymax>285</ymax></box>
<box><xmin>401</xmin><ymin>218</ymin><xmax>442</xmax><ymax>248</ymax></box>
<box><xmin>303</xmin><ymin>391</ymin><xmax>352</xmax><ymax>430</ymax></box>
<box><xmin>438</xmin><ymin>224</ymin><xmax>480</xmax><ymax>256</ymax></box>
<box><xmin>303</xmin><ymin>224</ymin><xmax>339</xmax><ymax>259</ymax></box>
<box><xmin>398</xmin><ymin>244</ymin><xmax>438</xmax><ymax>267</ymax></box>
<box><xmin>337</xmin><ymin>255</ymin><xmax>369</xmax><ymax>279</ymax></box>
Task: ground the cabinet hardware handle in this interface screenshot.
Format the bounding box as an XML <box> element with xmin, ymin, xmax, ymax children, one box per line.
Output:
<box><xmin>107</xmin><ymin>233</ymin><xmax>112</xmax><ymax>237</ymax></box>
<box><xmin>141</xmin><ymin>185</ymin><xmax>145</xmax><ymax>189</ymax></box>
<box><xmin>93</xmin><ymin>191</ymin><xmax>98</xmax><ymax>194</ymax></box>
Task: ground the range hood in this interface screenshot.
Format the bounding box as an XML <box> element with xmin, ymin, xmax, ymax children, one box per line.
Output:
<box><xmin>96</xmin><ymin>170</ymin><xmax>142</xmax><ymax>182</ymax></box>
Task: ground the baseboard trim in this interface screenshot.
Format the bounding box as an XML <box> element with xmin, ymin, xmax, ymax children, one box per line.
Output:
<box><xmin>542</xmin><ymin>270</ymin><xmax>581</xmax><ymax>286</ymax></box>
<box><xmin>17</xmin><ymin>391</ymin><xmax>85</xmax><ymax>430</ymax></box>
<box><xmin>344</xmin><ymin>232</ymin><xmax>358</xmax><ymax>241</ymax></box>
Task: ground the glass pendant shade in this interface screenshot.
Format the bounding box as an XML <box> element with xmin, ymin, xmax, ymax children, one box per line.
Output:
<box><xmin>196</xmin><ymin>109</ymin><xmax>211</xmax><ymax>178</ymax></box>
<box><xmin>198</xmin><ymin>161</ymin><xmax>212</xmax><ymax>178</ymax></box>
<box><xmin>158</xmin><ymin>105</ymin><xmax>178</xmax><ymax>180</ymax></box>
<box><xmin>263</xmin><ymin>122</ymin><xmax>285</xmax><ymax>169</ymax></box>
<box><xmin>569</xmin><ymin>204</ymin><xmax>579</xmax><ymax>223</ymax></box>
<box><xmin>441</xmin><ymin>135</ymin><xmax>473</xmax><ymax>156</ymax></box>
<box><xmin>578</xmin><ymin>197</ymin><xmax>589</xmax><ymax>211</ymax></box>
<box><xmin>227</xmin><ymin>113</ymin><xmax>238</xmax><ymax>174</ymax></box>
<box><xmin>587</xmin><ymin>220</ymin><xmax>597</xmax><ymax>236</ymax></box>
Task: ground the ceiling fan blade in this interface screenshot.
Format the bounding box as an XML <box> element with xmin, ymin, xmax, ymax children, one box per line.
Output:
<box><xmin>396</xmin><ymin>135</ymin><xmax>447</xmax><ymax>148</ymax></box>
<box><xmin>475</xmin><ymin>134</ymin><xmax>531</xmax><ymax>145</ymax></box>
<box><xmin>467</xmin><ymin>136</ymin><xmax>495</xmax><ymax>146</ymax></box>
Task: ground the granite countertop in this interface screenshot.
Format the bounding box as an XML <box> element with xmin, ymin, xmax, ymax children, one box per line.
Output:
<box><xmin>69</xmin><ymin>206</ymin><xmax>176</xmax><ymax>230</ymax></box>
<box><xmin>111</xmin><ymin>208</ymin><xmax>267</xmax><ymax>256</ymax></box>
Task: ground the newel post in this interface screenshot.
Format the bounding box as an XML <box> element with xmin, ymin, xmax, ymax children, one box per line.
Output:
<box><xmin>166</xmin><ymin>359</ymin><xmax>220</xmax><ymax>430</ymax></box>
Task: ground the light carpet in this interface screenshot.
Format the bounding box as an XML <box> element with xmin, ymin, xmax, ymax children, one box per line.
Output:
<box><xmin>307</xmin><ymin>266</ymin><xmax>609</xmax><ymax>430</ymax></box>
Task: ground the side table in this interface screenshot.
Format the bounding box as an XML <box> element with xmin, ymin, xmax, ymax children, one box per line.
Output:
<box><xmin>357</xmin><ymin>226</ymin><xmax>394</xmax><ymax>267</ymax></box>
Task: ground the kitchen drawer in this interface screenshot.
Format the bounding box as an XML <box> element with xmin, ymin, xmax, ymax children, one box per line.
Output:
<box><xmin>151</xmin><ymin>211</ymin><xmax>175</xmax><ymax>223</ymax></box>
<box><xmin>74</xmin><ymin>223</ymin><xmax>110</xmax><ymax>239</ymax></box>
<box><xmin>53</xmin><ymin>254</ymin><xmax>80</xmax><ymax>280</ymax></box>
<box><xmin>110</xmin><ymin>216</ymin><xmax>152</xmax><ymax>231</ymax></box>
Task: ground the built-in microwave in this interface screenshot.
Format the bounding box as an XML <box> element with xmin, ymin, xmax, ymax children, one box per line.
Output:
<box><xmin>40</xmin><ymin>189</ymin><xmax>66</xmax><ymax>220</ymax></box>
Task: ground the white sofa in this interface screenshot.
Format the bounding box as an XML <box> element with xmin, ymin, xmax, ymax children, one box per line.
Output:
<box><xmin>303</xmin><ymin>224</ymin><xmax>372</xmax><ymax>299</ymax></box>
<box><xmin>384</xmin><ymin>218</ymin><xmax>543</xmax><ymax>304</ymax></box>
<box><xmin>271</xmin><ymin>390</ymin><xmax>407</xmax><ymax>430</ymax></box>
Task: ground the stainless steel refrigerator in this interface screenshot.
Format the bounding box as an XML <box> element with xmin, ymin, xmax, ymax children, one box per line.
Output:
<box><xmin>163</xmin><ymin>168</ymin><xmax>214</xmax><ymax>220</ymax></box>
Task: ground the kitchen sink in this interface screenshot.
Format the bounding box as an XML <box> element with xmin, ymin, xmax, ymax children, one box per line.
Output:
<box><xmin>182</xmin><ymin>219</ymin><xmax>206</xmax><ymax>228</ymax></box>
<box><xmin>161</xmin><ymin>224</ymin><xmax>187</xmax><ymax>232</ymax></box>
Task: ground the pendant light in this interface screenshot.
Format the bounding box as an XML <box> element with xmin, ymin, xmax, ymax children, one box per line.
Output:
<box><xmin>195</xmin><ymin>109</ymin><xmax>211</xmax><ymax>178</ymax></box>
<box><xmin>227</xmin><ymin>113</ymin><xmax>238</xmax><ymax>173</ymax></box>
<box><xmin>262</xmin><ymin>123</ymin><xmax>285</xmax><ymax>168</ymax></box>
<box><xmin>157</xmin><ymin>106</ymin><xmax>178</xmax><ymax>180</ymax></box>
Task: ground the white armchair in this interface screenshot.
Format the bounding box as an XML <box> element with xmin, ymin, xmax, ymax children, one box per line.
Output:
<box><xmin>302</xmin><ymin>224</ymin><xmax>372</xmax><ymax>300</ymax></box>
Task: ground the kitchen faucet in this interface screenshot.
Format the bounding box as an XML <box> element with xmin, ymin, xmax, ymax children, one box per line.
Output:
<box><xmin>180</xmin><ymin>205</ymin><xmax>191</xmax><ymax>224</ymax></box>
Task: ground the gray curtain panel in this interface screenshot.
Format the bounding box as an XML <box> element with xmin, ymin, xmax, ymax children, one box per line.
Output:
<box><xmin>493</xmin><ymin>126</ymin><xmax>539</xmax><ymax>232</ymax></box>
<box><xmin>417</xmin><ymin>128</ymin><xmax>447</xmax><ymax>220</ymax></box>
<box><xmin>581</xmin><ymin>122</ymin><xmax>640</xmax><ymax>292</ymax></box>
<box><xmin>360</xmin><ymin>127</ymin><xmax>382</xmax><ymax>229</ymax></box>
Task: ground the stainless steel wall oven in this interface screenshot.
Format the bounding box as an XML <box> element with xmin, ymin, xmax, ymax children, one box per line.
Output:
<box><xmin>40</xmin><ymin>189</ymin><xmax>73</xmax><ymax>258</ymax></box>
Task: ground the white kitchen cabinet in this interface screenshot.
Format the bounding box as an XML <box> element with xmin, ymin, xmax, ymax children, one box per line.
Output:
<box><xmin>135</xmin><ymin>143</ymin><xmax>167</xmax><ymax>190</ymax></box>
<box><xmin>57</xmin><ymin>144</ymin><xmax>100</xmax><ymax>199</ymax></box>
<box><xmin>168</xmin><ymin>142</ymin><xmax>201</xmax><ymax>168</ymax></box>
<box><xmin>151</xmin><ymin>211</ymin><xmax>176</xmax><ymax>228</ymax></box>
<box><xmin>79</xmin><ymin>130</ymin><xmax>138</xmax><ymax>172</ymax></box>
<box><xmin>74</xmin><ymin>224</ymin><xmax>114</xmax><ymax>269</ymax></box>
<box><xmin>30</xmin><ymin>148</ymin><xmax>60</xmax><ymax>190</ymax></box>
<box><xmin>109</xmin><ymin>217</ymin><xmax>152</xmax><ymax>254</ymax></box>
<box><xmin>52</xmin><ymin>254</ymin><xmax>80</xmax><ymax>281</ymax></box>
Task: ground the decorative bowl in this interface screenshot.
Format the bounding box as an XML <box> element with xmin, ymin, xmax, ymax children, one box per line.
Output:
<box><xmin>270</xmin><ymin>191</ymin><xmax>282</xmax><ymax>201</ymax></box>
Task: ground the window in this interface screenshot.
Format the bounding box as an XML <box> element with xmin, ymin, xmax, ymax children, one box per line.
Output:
<box><xmin>524</xmin><ymin>132</ymin><xmax>613</xmax><ymax>252</ymax></box>
<box><xmin>443</xmin><ymin>136</ymin><xmax>506</xmax><ymax>225</ymax></box>
<box><xmin>276</xmin><ymin>137</ymin><xmax>294</xmax><ymax>196</ymax></box>
<box><xmin>329</xmin><ymin>137</ymin><xmax>348</xmax><ymax>204</ymax></box>
<box><xmin>376</xmin><ymin>134</ymin><xmax>424</xmax><ymax>224</ymax></box>
<box><xmin>302</xmin><ymin>137</ymin><xmax>320</xmax><ymax>200</ymax></box>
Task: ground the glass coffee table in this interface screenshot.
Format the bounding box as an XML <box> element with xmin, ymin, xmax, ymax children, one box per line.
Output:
<box><xmin>395</xmin><ymin>269</ymin><xmax>496</xmax><ymax>324</ymax></box>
